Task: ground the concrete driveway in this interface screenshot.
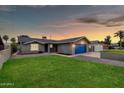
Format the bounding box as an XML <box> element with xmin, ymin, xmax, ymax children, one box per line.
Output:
<box><xmin>81</xmin><ymin>52</ymin><xmax>100</xmax><ymax>58</ymax></box>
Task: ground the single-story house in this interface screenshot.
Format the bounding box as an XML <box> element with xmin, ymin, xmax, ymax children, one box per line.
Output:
<box><xmin>18</xmin><ymin>35</ymin><xmax>91</xmax><ymax>55</ymax></box>
<box><xmin>0</xmin><ymin>36</ymin><xmax>4</xmax><ymax>51</ymax></box>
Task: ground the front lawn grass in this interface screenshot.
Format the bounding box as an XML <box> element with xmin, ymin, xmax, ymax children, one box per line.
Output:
<box><xmin>103</xmin><ymin>49</ymin><xmax>124</xmax><ymax>53</ymax></box>
<box><xmin>0</xmin><ymin>55</ymin><xmax>124</xmax><ymax>88</ymax></box>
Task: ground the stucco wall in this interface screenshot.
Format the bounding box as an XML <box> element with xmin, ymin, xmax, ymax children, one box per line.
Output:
<box><xmin>38</xmin><ymin>44</ymin><xmax>45</xmax><ymax>52</ymax></box>
<box><xmin>88</xmin><ymin>44</ymin><xmax>103</xmax><ymax>52</ymax></box>
<box><xmin>74</xmin><ymin>39</ymin><xmax>88</xmax><ymax>44</ymax></box>
<box><xmin>74</xmin><ymin>39</ymin><xmax>89</xmax><ymax>52</ymax></box>
<box><xmin>58</xmin><ymin>43</ymin><xmax>73</xmax><ymax>54</ymax></box>
<box><xmin>0</xmin><ymin>48</ymin><xmax>11</xmax><ymax>69</ymax></box>
<box><xmin>101</xmin><ymin>52</ymin><xmax>124</xmax><ymax>61</ymax></box>
<box><xmin>21</xmin><ymin>43</ymin><xmax>45</xmax><ymax>53</ymax></box>
<box><xmin>57</xmin><ymin>39</ymin><xmax>89</xmax><ymax>55</ymax></box>
<box><xmin>21</xmin><ymin>44</ymin><xmax>30</xmax><ymax>53</ymax></box>
<box><xmin>94</xmin><ymin>44</ymin><xmax>103</xmax><ymax>52</ymax></box>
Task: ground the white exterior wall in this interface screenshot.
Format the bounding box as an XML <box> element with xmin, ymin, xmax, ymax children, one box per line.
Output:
<box><xmin>0</xmin><ymin>48</ymin><xmax>11</xmax><ymax>69</ymax></box>
<box><xmin>94</xmin><ymin>44</ymin><xmax>103</xmax><ymax>52</ymax></box>
<box><xmin>88</xmin><ymin>44</ymin><xmax>103</xmax><ymax>52</ymax></box>
<box><xmin>21</xmin><ymin>44</ymin><xmax>30</xmax><ymax>53</ymax></box>
<box><xmin>58</xmin><ymin>43</ymin><xmax>73</xmax><ymax>54</ymax></box>
<box><xmin>57</xmin><ymin>38</ymin><xmax>89</xmax><ymax>55</ymax></box>
<box><xmin>87</xmin><ymin>44</ymin><xmax>103</xmax><ymax>52</ymax></box>
<box><xmin>39</xmin><ymin>44</ymin><xmax>45</xmax><ymax>52</ymax></box>
<box><xmin>73</xmin><ymin>39</ymin><xmax>89</xmax><ymax>53</ymax></box>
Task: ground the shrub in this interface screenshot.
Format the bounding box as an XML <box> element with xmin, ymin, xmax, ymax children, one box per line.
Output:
<box><xmin>11</xmin><ymin>43</ymin><xmax>18</xmax><ymax>54</ymax></box>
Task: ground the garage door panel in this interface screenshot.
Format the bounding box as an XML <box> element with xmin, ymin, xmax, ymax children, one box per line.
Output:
<box><xmin>75</xmin><ymin>44</ymin><xmax>86</xmax><ymax>54</ymax></box>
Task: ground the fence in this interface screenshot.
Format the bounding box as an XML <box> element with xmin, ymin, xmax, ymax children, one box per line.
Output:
<box><xmin>0</xmin><ymin>47</ymin><xmax>11</xmax><ymax>69</ymax></box>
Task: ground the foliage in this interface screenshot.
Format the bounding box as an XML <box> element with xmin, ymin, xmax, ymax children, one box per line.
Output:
<box><xmin>11</xmin><ymin>43</ymin><xmax>18</xmax><ymax>54</ymax></box>
<box><xmin>10</xmin><ymin>38</ymin><xmax>16</xmax><ymax>43</ymax></box>
<box><xmin>10</xmin><ymin>37</ymin><xmax>17</xmax><ymax>54</ymax></box>
<box><xmin>104</xmin><ymin>35</ymin><xmax>111</xmax><ymax>45</ymax></box>
<box><xmin>3</xmin><ymin>35</ymin><xmax>9</xmax><ymax>43</ymax></box>
<box><xmin>0</xmin><ymin>36</ymin><xmax>4</xmax><ymax>50</ymax></box>
<box><xmin>118</xmin><ymin>41</ymin><xmax>124</xmax><ymax>48</ymax></box>
<box><xmin>103</xmin><ymin>49</ymin><xmax>124</xmax><ymax>53</ymax></box>
<box><xmin>114</xmin><ymin>30</ymin><xmax>124</xmax><ymax>48</ymax></box>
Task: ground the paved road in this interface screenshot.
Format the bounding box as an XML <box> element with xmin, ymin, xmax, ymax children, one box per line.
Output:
<box><xmin>74</xmin><ymin>55</ymin><xmax>124</xmax><ymax>67</ymax></box>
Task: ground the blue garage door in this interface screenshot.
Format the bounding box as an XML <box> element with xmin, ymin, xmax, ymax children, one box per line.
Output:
<box><xmin>75</xmin><ymin>44</ymin><xmax>86</xmax><ymax>54</ymax></box>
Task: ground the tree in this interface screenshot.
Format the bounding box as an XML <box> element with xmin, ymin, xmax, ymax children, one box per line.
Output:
<box><xmin>10</xmin><ymin>38</ymin><xmax>16</xmax><ymax>44</ymax></box>
<box><xmin>114</xmin><ymin>30</ymin><xmax>124</xmax><ymax>49</ymax></box>
<box><xmin>118</xmin><ymin>41</ymin><xmax>124</xmax><ymax>48</ymax></box>
<box><xmin>10</xmin><ymin>37</ymin><xmax>17</xmax><ymax>54</ymax></box>
<box><xmin>0</xmin><ymin>36</ymin><xmax>4</xmax><ymax>50</ymax></box>
<box><xmin>104</xmin><ymin>35</ymin><xmax>111</xmax><ymax>45</ymax></box>
<box><xmin>3</xmin><ymin>35</ymin><xmax>9</xmax><ymax>43</ymax></box>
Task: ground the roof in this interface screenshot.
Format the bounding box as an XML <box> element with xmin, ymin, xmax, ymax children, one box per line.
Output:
<box><xmin>55</xmin><ymin>36</ymin><xmax>90</xmax><ymax>44</ymax></box>
<box><xmin>23</xmin><ymin>38</ymin><xmax>57</xmax><ymax>44</ymax></box>
<box><xmin>18</xmin><ymin>35</ymin><xmax>90</xmax><ymax>45</ymax></box>
<box><xmin>91</xmin><ymin>40</ymin><xmax>100</xmax><ymax>44</ymax></box>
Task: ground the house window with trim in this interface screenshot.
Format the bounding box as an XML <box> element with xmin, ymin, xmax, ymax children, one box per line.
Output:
<box><xmin>31</xmin><ymin>44</ymin><xmax>39</xmax><ymax>51</ymax></box>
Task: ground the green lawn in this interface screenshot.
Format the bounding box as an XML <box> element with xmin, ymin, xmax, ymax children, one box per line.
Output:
<box><xmin>0</xmin><ymin>55</ymin><xmax>124</xmax><ymax>88</ymax></box>
<box><xmin>103</xmin><ymin>49</ymin><xmax>124</xmax><ymax>53</ymax></box>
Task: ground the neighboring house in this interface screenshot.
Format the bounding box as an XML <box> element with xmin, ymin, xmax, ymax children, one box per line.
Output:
<box><xmin>0</xmin><ymin>36</ymin><xmax>4</xmax><ymax>51</ymax></box>
<box><xmin>18</xmin><ymin>35</ymin><xmax>90</xmax><ymax>55</ymax></box>
<box><xmin>88</xmin><ymin>40</ymin><xmax>103</xmax><ymax>52</ymax></box>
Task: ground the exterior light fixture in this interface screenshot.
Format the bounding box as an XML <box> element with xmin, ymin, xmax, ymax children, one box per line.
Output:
<box><xmin>72</xmin><ymin>44</ymin><xmax>75</xmax><ymax>48</ymax></box>
<box><xmin>80</xmin><ymin>41</ymin><xmax>84</xmax><ymax>44</ymax></box>
<box><xmin>50</xmin><ymin>44</ymin><xmax>53</xmax><ymax>48</ymax></box>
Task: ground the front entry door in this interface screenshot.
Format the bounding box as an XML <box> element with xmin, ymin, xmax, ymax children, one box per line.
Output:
<box><xmin>45</xmin><ymin>44</ymin><xmax>48</xmax><ymax>52</ymax></box>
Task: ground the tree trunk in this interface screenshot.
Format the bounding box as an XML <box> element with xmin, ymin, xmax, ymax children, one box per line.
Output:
<box><xmin>120</xmin><ymin>37</ymin><xmax>122</xmax><ymax>49</ymax></box>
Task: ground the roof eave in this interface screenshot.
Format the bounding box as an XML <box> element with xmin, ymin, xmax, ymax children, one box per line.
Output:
<box><xmin>23</xmin><ymin>40</ymin><xmax>45</xmax><ymax>45</ymax></box>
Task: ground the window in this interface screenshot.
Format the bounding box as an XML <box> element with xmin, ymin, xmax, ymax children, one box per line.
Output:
<box><xmin>31</xmin><ymin>44</ymin><xmax>39</xmax><ymax>51</ymax></box>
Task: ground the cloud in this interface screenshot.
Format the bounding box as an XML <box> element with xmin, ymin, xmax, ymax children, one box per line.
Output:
<box><xmin>44</xmin><ymin>12</ymin><xmax>124</xmax><ymax>28</ymax></box>
<box><xmin>38</xmin><ymin>19</ymin><xmax>78</xmax><ymax>29</ymax></box>
<box><xmin>26</xmin><ymin>5</ymin><xmax>57</xmax><ymax>8</ymax></box>
<box><xmin>76</xmin><ymin>17</ymin><xmax>99</xmax><ymax>24</ymax></box>
<box><xmin>26</xmin><ymin>5</ymin><xmax>47</xmax><ymax>8</ymax></box>
<box><xmin>76</xmin><ymin>13</ymin><xmax>124</xmax><ymax>27</ymax></box>
<box><xmin>107</xmin><ymin>16</ymin><xmax>124</xmax><ymax>22</ymax></box>
<box><xmin>0</xmin><ymin>6</ymin><xmax>16</xmax><ymax>12</ymax></box>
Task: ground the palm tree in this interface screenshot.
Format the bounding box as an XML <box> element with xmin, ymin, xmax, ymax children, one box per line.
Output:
<box><xmin>3</xmin><ymin>35</ymin><xmax>9</xmax><ymax>43</ymax></box>
<box><xmin>104</xmin><ymin>35</ymin><xmax>111</xmax><ymax>45</ymax></box>
<box><xmin>114</xmin><ymin>30</ymin><xmax>124</xmax><ymax>49</ymax></box>
<box><xmin>10</xmin><ymin>38</ymin><xmax>16</xmax><ymax>44</ymax></box>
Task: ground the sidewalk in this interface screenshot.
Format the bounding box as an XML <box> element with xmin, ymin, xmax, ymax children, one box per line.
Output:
<box><xmin>12</xmin><ymin>53</ymin><xmax>124</xmax><ymax>67</ymax></box>
<box><xmin>12</xmin><ymin>53</ymin><xmax>71</xmax><ymax>59</ymax></box>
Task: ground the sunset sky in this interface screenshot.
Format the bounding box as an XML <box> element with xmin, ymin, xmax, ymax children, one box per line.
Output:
<box><xmin>0</xmin><ymin>5</ymin><xmax>124</xmax><ymax>43</ymax></box>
